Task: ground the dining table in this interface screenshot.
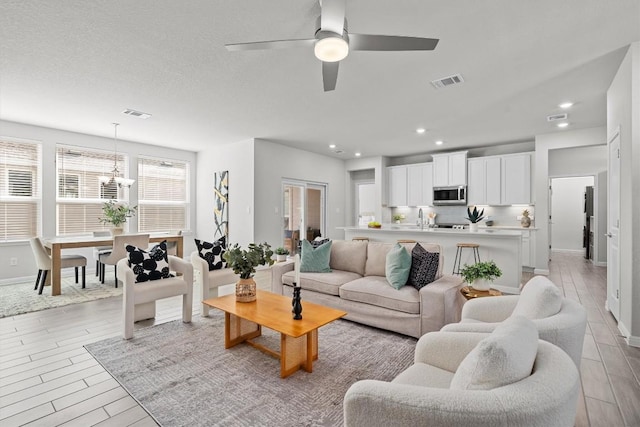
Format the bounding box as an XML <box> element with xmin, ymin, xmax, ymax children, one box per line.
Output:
<box><xmin>43</xmin><ymin>233</ymin><xmax>184</xmax><ymax>296</ymax></box>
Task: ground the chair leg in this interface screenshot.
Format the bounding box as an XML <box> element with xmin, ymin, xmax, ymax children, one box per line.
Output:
<box><xmin>82</xmin><ymin>266</ymin><xmax>86</xmax><ymax>288</ymax></box>
<box><xmin>38</xmin><ymin>270</ymin><xmax>48</xmax><ymax>295</ymax></box>
<box><xmin>101</xmin><ymin>263</ymin><xmax>105</xmax><ymax>284</ymax></box>
<box><xmin>35</xmin><ymin>270</ymin><xmax>42</xmax><ymax>290</ymax></box>
<box><xmin>95</xmin><ymin>260</ymin><xmax>99</xmax><ymax>276</ymax></box>
<box><xmin>114</xmin><ymin>265</ymin><xmax>118</xmax><ymax>288</ymax></box>
<box><xmin>75</xmin><ymin>267</ymin><xmax>79</xmax><ymax>283</ymax></box>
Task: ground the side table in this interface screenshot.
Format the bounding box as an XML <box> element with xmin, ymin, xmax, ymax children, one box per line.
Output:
<box><xmin>460</xmin><ymin>286</ymin><xmax>502</xmax><ymax>300</ymax></box>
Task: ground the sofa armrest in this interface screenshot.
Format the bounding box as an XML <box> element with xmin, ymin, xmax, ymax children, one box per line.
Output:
<box><xmin>169</xmin><ymin>256</ymin><xmax>194</xmax><ymax>292</ymax></box>
<box><xmin>418</xmin><ymin>274</ymin><xmax>465</xmax><ymax>334</ymax></box>
<box><xmin>460</xmin><ymin>295</ymin><xmax>519</xmax><ymax>322</ymax></box>
<box><xmin>271</xmin><ymin>260</ymin><xmax>295</xmax><ymax>294</ymax></box>
<box><xmin>413</xmin><ymin>331</ymin><xmax>487</xmax><ymax>372</ymax></box>
<box><xmin>190</xmin><ymin>250</ymin><xmax>208</xmax><ymax>283</ymax></box>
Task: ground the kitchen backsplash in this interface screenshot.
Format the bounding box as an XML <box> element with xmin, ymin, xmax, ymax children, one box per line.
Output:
<box><xmin>390</xmin><ymin>205</ymin><xmax>535</xmax><ymax>228</ymax></box>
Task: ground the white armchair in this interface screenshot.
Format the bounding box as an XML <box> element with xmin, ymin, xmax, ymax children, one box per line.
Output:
<box><xmin>441</xmin><ymin>276</ymin><xmax>587</xmax><ymax>366</ymax></box>
<box><xmin>191</xmin><ymin>251</ymin><xmax>238</xmax><ymax>316</ymax></box>
<box><xmin>119</xmin><ymin>255</ymin><xmax>193</xmax><ymax>339</ymax></box>
<box><xmin>344</xmin><ymin>328</ymin><xmax>580</xmax><ymax>427</ymax></box>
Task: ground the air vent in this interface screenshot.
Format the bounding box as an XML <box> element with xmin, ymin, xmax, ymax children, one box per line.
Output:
<box><xmin>547</xmin><ymin>113</ymin><xmax>568</xmax><ymax>122</ymax></box>
<box><xmin>431</xmin><ymin>73</ymin><xmax>464</xmax><ymax>89</ymax></box>
<box><xmin>333</xmin><ymin>149</ymin><xmax>344</xmax><ymax>154</ymax></box>
<box><xmin>122</xmin><ymin>109</ymin><xmax>152</xmax><ymax>119</ymax></box>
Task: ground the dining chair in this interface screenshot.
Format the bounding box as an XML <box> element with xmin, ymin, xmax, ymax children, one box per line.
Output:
<box><xmin>92</xmin><ymin>231</ymin><xmax>112</xmax><ymax>278</ymax></box>
<box><xmin>165</xmin><ymin>230</ymin><xmax>182</xmax><ymax>256</ymax></box>
<box><xmin>29</xmin><ymin>237</ymin><xmax>87</xmax><ymax>294</ymax></box>
<box><xmin>99</xmin><ymin>234</ymin><xmax>150</xmax><ymax>286</ymax></box>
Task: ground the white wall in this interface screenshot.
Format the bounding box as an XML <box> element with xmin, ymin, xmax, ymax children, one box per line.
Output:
<box><xmin>0</xmin><ymin>120</ymin><xmax>198</xmax><ymax>283</ymax></box>
<box><xmin>345</xmin><ymin>156</ymin><xmax>389</xmax><ymax>226</ymax></box>
<box><xmin>534</xmin><ymin>126</ymin><xmax>606</xmax><ymax>274</ymax></box>
<box><xmin>607</xmin><ymin>42</ymin><xmax>640</xmax><ymax>344</ymax></box>
<box><xmin>253</xmin><ymin>139</ymin><xmax>346</xmax><ymax>250</ymax></box>
<box><xmin>195</xmin><ymin>139</ymin><xmax>255</xmax><ymax>248</ymax></box>
<box><xmin>551</xmin><ymin>176</ymin><xmax>594</xmax><ymax>252</ymax></box>
<box><xmin>549</xmin><ymin>145</ymin><xmax>607</xmax><ymax>176</ymax></box>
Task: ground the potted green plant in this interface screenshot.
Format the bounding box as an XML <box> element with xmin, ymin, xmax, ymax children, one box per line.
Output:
<box><xmin>460</xmin><ymin>260</ymin><xmax>502</xmax><ymax>291</ymax></box>
<box><xmin>274</xmin><ymin>247</ymin><xmax>290</xmax><ymax>262</ymax></box>
<box><xmin>223</xmin><ymin>242</ymin><xmax>275</xmax><ymax>302</ymax></box>
<box><xmin>99</xmin><ymin>201</ymin><xmax>137</xmax><ymax>235</ymax></box>
<box><xmin>465</xmin><ymin>206</ymin><xmax>485</xmax><ymax>232</ymax></box>
<box><xmin>392</xmin><ymin>214</ymin><xmax>403</xmax><ymax>224</ymax></box>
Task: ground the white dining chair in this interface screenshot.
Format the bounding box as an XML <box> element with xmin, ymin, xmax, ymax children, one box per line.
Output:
<box><xmin>99</xmin><ymin>234</ymin><xmax>150</xmax><ymax>286</ymax></box>
<box><xmin>92</xmin><ymin>230</ymin><xmax>112</xmax><ymax>278</ymax></box>
<box><xmin>29</xmin><ymin>237</ymin><xmax>87</xmax><ymax>294</ymax></box>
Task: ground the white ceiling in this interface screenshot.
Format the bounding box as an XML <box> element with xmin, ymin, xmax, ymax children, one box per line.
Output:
<box><xmin>1</xmin><ymin>1</ymin><xmax>639</xmax><ymax>158</ymax></box>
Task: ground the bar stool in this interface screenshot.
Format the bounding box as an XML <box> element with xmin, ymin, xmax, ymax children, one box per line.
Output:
<box><xmin>352</xmin><ymin>237</ymin><xmax>369</xmax><ymax>242</ymax></box>
<box><xmin>397</xmin><ymin>239</ymin><xmax>416</xmax><ymax>243</ymax></box>
<box><xmin>452</xmin><ymin>243</ymin><xmax>480</xmax><ymax>275</ymax></box>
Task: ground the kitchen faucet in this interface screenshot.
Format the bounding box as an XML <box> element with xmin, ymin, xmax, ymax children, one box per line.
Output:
<box><xmin>417</xmin><ymin>208</ymin><xmax>424</xmax><ymax>229</ymax></box>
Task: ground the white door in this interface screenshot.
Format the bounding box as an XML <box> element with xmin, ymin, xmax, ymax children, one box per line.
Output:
<box><xmin>607</xmin><ymin>131</ymin><xmax>620</xmax><ymax>320</ymax></box>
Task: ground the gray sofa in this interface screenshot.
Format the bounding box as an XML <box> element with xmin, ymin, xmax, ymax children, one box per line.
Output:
<box><xmin>271</xmin><ymin>240</ymin><xmax>465</xmax><ymax>338</ymax></box>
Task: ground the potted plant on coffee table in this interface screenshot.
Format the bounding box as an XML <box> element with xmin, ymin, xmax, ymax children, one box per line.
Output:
<box><xmin>98</xmin><ymin>200</ymin><xmax>137</xmax><ymax>235</ymax></box>
<box><xmin>465</xmin><ymin>206</ymin><xmax>485</xmax><ymax>232</ymax></box>
<box><xmin>274</xmin><ymin>247</ymin><xmax>290</xmax><ymax>262</ymax></box>
<box><xmin>223</xmin><ymin>242</ymin><xmax>274</xmax><ymax>302</ymax></box>
<box><xmin>460</xmin><ymin>260</ymin><xmax>502</xmax><ymax>291</ymax></box>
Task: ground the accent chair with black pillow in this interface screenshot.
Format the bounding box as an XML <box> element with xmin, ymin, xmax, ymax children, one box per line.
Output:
<box><xmin>119</xmin><ymin>244</ymin><xmax>193</xmax><ymax>339</ymax></box>
<box><xmin>191</xmin><ymin>236</ymin><xmax>238</xmax><ymax>316</ymax></box>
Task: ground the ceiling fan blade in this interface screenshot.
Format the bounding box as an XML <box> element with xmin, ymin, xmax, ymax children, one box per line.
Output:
<box><xmin>225</xmin><ymin>38</ymin><xmax>315</xmax><ymax>51</ymax></box>
<box><xmin>349</xmin><ymin>34</ymin><xmax>439</xmax><ymax>51</ymax></box>
<box><xmin>320</xmin><ymin>0</ymin><xmax>346</xmax><ymax>34</ymax></box>
<box><xmin>322</xmin><ymin>61</ymin><xmax>339</xmax><ymax>92</ymax></box>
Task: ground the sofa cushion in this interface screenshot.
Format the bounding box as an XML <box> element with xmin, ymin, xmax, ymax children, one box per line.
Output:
<box><xmin>300</xmin><ymin>239</ymin><xmax>332</xmax><ymax>273</ymax></box>
<box><xmin>364</xmin><ymin>242</ymin><xmax>393</xmax><ymax>277</ymax></box>
<box><xmin>282</xmin><ymin>269</ymin><xmax>361</xmax><ymax>296</ymax></box>
<box><xmin>408</xmin><ymin>243</ymin><xmax>440</xmax><ymax>290</ymax></box>
<box><xmin>450</xmin><ymin>316</ymin><xmax>538</xmax><ymax>391</ymax></box>
<box><xmin>339</xmin><ymin>276</ymin><xmax>420</xmax><ymax>314</ymax></box>
<box><xmin>329</xmin><ymin>240</ymin><xmax>367</xmax><ymax>276</ymax></box>
<box><xmin>512</xmin><ymin>276</ymin><xmax>563</xmax><ymax>319</ymax></box>
<box><xmin>392</xmin><ymin>363</ymin><xmax>454</xmax><ymax>389</ymax></box>
<box><xmin>386</xmin><ymin>243</ymin><xmax>411</xmax><ymax>289</ymax></box>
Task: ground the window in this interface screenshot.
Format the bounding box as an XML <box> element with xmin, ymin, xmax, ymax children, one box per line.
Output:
<box><xmin>56</xmin><ymin>145</ymin><xmax>129</xmax><ymax>235</ymax></box>
<box><xmin>138</xmin><ymin>157</ymin><xmax>189</xmax><ymax>232</ymax></box>
<box><xmin>0</xmin><ymin>139</ymin><xmax>41</xmax><ymax>242</ymax></box>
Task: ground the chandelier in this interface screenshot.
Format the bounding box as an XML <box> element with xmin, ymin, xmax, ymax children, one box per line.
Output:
<box><xmin>98</xmin><ymin>123</ymin><xmax>135</xmax><ymax>188</ymax></box>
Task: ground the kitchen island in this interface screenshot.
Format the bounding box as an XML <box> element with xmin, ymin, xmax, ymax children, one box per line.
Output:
<box><xmin>339</xmin><ymin>226</ymin><xmax>523</xmax><ymax>294</ymax></box>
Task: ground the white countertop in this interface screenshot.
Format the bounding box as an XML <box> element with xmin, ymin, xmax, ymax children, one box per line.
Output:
<box><xmin>339</xmin><ymin>226</ymin><xmax>522</xmax><ymax>237</ymax></box>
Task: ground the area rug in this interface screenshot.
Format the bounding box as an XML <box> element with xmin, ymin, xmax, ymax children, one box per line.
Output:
<box><xmin>86</xmin><ymin>313</ymin><xmax>417</xmax><ymax>427</ymax></box>
<box><xmin>0</xmin><ymin>273</ymin><xmax>122</xmax><ymax>318</ymax></box>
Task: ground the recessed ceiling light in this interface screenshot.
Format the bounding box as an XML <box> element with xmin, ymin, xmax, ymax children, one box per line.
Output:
<box><xmin>416</xmin><ymin>128</ymin><xmax>426</xmax><ymax>134</ymax></box>
<box><xmin>329</xmin><ymin>144</ymin><xmax>336</xmax><ymax>149</ymax></box>
<box><xmin>557</xmin><ymin>122</ymin><xmax>569</xmax><ymax>128</ymax></box>
<box><xmin>355</xmin><ymin>152</ymin><xmax>361</xmax><ymax>157</ymax></box>
<box><xmin>435</xmin><ymin>140</ymin><xmax>444</xmax><ymax>145</ymax></box>
<box><xmin>559</xmin><ymin>102</ymin><xmax>574</xmax><ymax>109</ymax></box>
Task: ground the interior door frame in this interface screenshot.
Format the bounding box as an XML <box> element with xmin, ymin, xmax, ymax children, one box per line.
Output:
<box><xmin>606</xmin><ymin>128</ymin><xmax>620</xmax><ymax>320</ymax></box>
<box><xmin>281</xmin><ymin>178</ymin><xmax>327</xmax><ymax>247</ymax></box>
<box><xmin>548</xmin><ymin>174</ymin><xmax>595</xmax><ymax>254</ymax></box>
<box><xmin>355</xmin><ymin>180</ymin><xmax>375</xmax><ymax>226</ymax></box>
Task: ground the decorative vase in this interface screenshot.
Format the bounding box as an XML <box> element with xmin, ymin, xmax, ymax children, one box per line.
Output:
<box><xmin>468</xmin><ymin>223</ymin><xmax>478</xmax><ymax>232</ymax></box>
<box><xmin>471</xmin><ymin>278</ymin><xmax>492</xmax><ymax>291</ymax></box>
<box><xmin>521</xmin><ymin>213</ymin><xmax>531</xmax><ymax>228</ymax></box>
<box><xmin>276</xmin><ymin>254</ymin><xmax>287</xmax><ymax>262</ymax></box>
<box><xmin>236</xmin><ymin>277</ymin><xmax>257</xmax><ymax>302</ymax></box>
<box><xmin>110</xmin><ymin>227</ymin><xmax>124</xmax><ymax>236</ymax></box>
<box><xmin>292</xmin><ymin>286</ymin><xmax>303</xmax><ymax>320</ymax></box>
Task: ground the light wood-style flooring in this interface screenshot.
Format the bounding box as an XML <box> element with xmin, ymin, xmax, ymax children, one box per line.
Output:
<box><xmin>1</xmin><ymin>254</ymin><xmax>639</xmax><ymax>426</ymax></box>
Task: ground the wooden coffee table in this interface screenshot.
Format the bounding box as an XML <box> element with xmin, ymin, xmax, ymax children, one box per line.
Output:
<box><xmin>203</xmin><ymin>290</ymin><xmax>347</xmax><ymax>378</ymax></box>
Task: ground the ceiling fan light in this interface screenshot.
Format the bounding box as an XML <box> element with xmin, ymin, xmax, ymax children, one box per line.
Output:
<box><xmin>314</xmin><ymin>36</ymin><xmax>348</xmax><ymax>62</ymax></box>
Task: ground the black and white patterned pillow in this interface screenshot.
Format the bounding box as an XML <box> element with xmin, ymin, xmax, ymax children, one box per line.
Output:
<box><xmin>195</xmin><ymin>236</ymin><xmax>227</xmax><ymax>271</ymax></box>
<box><xmin>126</xmin><ymin>240</ymin><xmax>173</xmax><ymax>283</ymax></box>
<box><xmin>309</xmin><ymin>238</ymin><xmax>330</xmax><ymax>249</ymax></box>
<box><xmin>408</xmin><ymin>243</ymin><xmax>439</xmax><ymax>290</ymax></box>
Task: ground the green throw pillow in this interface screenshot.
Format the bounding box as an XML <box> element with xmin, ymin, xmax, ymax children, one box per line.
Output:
<box><xmin>386</xmin><ymin>243</ymin><xmax>411</xmax><ymax>289</ymax></box>
<box><xmin>300</xmin><ymin>239</ymin><xmax>332</xmax><ymax>273</ymax></box>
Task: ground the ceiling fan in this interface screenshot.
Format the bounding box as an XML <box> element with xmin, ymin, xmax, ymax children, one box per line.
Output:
<box><xmin>225</xmin><ymin>0</ymin><xmax>439</xmax><ymax>91</ymax></box>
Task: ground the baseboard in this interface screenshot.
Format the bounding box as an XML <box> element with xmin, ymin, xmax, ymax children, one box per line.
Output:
<box><xmin>550</xmin><ymin>249</ymin><xmax>585</xmax><ymax>254</ymax></box>
<box><xmin>616</xmin><ymin>322</ymin><xmax>640</xmax><ymax>347</ymax></box>
<box><xmin>591</xmin><ymin>260</ymin><xmax>607</xmax><ymax>267</ymax></box>
<box><xmin>533</xmin><ymin>268</ymin><xmax>550</xmax><ymax>275</ymax></box>
<box><xmin>492</xmin><ymin>284</ymin><xmax>521</xmax><ymax>295</ymax></box>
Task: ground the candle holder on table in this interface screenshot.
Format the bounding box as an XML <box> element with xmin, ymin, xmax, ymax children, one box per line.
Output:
<box><xmin>292</xmin><ymin>283</ymin><xmax>303</xmax><ymax>320</ymax></box>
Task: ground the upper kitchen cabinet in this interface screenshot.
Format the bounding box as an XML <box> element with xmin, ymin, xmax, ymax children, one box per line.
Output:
<box><xmin>407</xmin><ymin>163</ymin><xmax>433</xmax><ymax>207</ymax></box>
<box><xmin>432</xmin><ymin>151</ymin><xmax>467</xmax><ymax>187</ymax></box>
<box><xmin>466</xmin><ymin>152</ymin><xmax>532</xmax><ymax>205</ymax></box>
<box><xmin>387</xmin><ymin>165</ymin><xmax>408</xmax><ymax>207</ymax></box>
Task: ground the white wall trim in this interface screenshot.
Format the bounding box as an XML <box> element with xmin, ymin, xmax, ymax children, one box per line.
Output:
<box><xmin>618</xmin><ymin>321</ymin><xmax>640</xmax><ymax>347</ymax></box>
<box><xmin>533</xmin><ymin>268</ymin><xmax>550</xmax><ymax>275</ymax></box>
<box><xmin>551</xmin><ymin>249</ymin><xmax>584</xmax><ymax>254</ymax></box>
<box><xmin>592</xmin><ymin>261</ymin><xmax>607</xmax><ymax>267</ymax></box>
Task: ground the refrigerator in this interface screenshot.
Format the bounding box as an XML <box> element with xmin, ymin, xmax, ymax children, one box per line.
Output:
<box><xmin>584</xmin><ymin>186</ymin><xmax>594</xmax><ymax>260</ymax></box>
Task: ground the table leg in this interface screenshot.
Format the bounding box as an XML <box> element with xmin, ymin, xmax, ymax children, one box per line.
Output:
<box><xmin>224</xmin><ymin>312</ymin><xmax>260</xmax><ymax>348</ymax></box>
<box><xmin>176</xmin><ymin>236</ymin><xmax>183</xmax><ymax>258</ymax></box>
<box><xmin>51</xmin><ymin>243</ymin><xmax>62</xmax><ymax>296</ymax></box>
<box><xmin>280</xmin><ymin>332</ymin><xmax>313</xmax><ymax>378</ymax></box>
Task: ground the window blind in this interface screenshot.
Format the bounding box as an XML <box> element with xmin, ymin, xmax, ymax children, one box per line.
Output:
<box><xmin>0</xmin><ymin>140</ymin><xmax>41</xmax><ymax>242</ymax></box>
<box><xmin>56</xmin><ymin>145</ymin><xmax>129</xmax><ymax>235</ymax></box>
<box><xmin>138</xmin><ymin>157</ymin><xmax>189</xmax><ymax>232</ymax></box>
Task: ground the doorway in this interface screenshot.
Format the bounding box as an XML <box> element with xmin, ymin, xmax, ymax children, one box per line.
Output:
<box><xmin>282</xmin><ymin>180</ymin><xmax>326</xmax><ymax>255</ymax></box>
<box><xmin>356</xmin><ymin>182</ymin><xmax>375</xmax><ymax>226</ymax></box>
<box><xmin>549</xmin><ymin>176</ymin><xmax>594</xmax><ymax>254</ymax></box>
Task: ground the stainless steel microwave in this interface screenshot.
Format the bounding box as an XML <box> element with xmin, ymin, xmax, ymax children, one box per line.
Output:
<box><xmin>433</xmin><ymin>186</ymin><xmax>467</xmax><ymax>205</ymax></box>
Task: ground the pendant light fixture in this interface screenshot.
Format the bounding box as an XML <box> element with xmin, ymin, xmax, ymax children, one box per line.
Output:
<box><xmin>98</xmin><ymin>123</ymin><xmax>135</xmax><ymax>188</ymax></box>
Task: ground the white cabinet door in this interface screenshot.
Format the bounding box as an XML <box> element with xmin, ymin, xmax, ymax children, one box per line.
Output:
<box><xmin>485</xmin><ymin>157</ymin><xmax>502</xmax><ymax>205</ymax></box>
<box><xmin>432</xmin><ymin>155</ymin><xmax>449</xmax><ymax>187</ymax></box>
<box><xmin>467</xmin><ymin>158</ymin><xmax>486</xmax><ymax>205</ymax></box>
<box><xmin>407</xmin><ymin>165</ymin><xmax>423</xmax><ymax>207</ymax></box>
<box><xmin>521</xmin><ymin>230</ymin><xmax>531</xmax><ymax>267</ymax></box>
<box><xmin>423</xmin><ymin>163</ymin><xmax>433</xmax><ymax>206</ymax></box>
<box><xmin>388</xmin><ymin>166</ymin><xmax>407</xmax><ymax>207</ymax></box>
<box><xmin>449</xmin><ymin>152</ymin><xmax>467</xmax><ymax>186</ymax></box>
<box><xmin>502</xmin><ymin>154</ymin><xmax>531</xmax><ymax>204</ymax></box>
